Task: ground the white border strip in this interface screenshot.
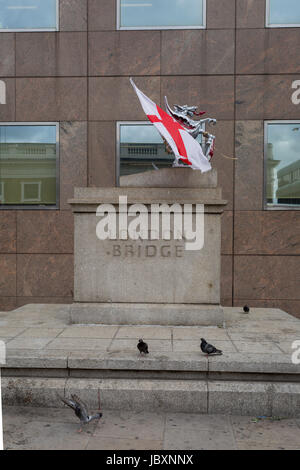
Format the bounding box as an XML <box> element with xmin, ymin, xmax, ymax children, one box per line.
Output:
<box><xmin>0</xmin><ymin>368</ymin><xmax>3</xmax><ymax>451</ymax></box>
<box><xmin>0</xmin><ymin>341</ymin><xmax>6</xmax><ymax>451</ymax></box>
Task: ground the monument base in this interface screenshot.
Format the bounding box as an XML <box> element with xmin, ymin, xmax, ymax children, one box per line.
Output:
<box><xmin>70</xmin><ymin>303</ymin><xmax>224</xmax><ymax>327</ymax></box>
<box><xmin>69</xmin><ymin>169</ymin><xmax>227</xmax><ymax>328</ymax></box>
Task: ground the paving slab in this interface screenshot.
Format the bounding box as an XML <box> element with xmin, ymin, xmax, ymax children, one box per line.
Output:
<box><xmin>14</xmin><ymin>304</ymin><xmax>71</xmax><ymax>314</ymax></box>
<box><xmin>109</xmin><ymin>339</ymin><xmax>172</xmax><ymax>353</ymax></box>
<box><xmin>17</xmin><ymin>328</ymin><xmax>64</xmax><ymax>338</ymax></box>
<box><xmin>228</xmin><ymin>320</ymin><xmax>300</xmax><ymax>335</ymax></box>
<box><xmin>166</xmin><ymin>413</ymin><xmax>231</xmax><ymax>431</ymax></box>
<box><xmin>116</xmin><ymin>326</ymin><xmax>172</xmax><ymax>340</ymax></box>
<box><xmin>231</xmin><ymin>415</ymin><xmax>300</xmax><ymax>450</ymax></box>
<box><xmin>2</xmin><ymin>406</ymin><xmax>78</xmax><ymax>424</ymax></box>
<box><xmin>173</xmin><ymin>339</ymin><xmax>236</xmax><ymax>353</ymax></box>
<box><xmin>276</xmin><ymin>341</ymin><xmax>298</xmax><ymax>354</ymax></box>
<box><xmin>0</xmin><ymin>337</ymin><xmax>12</xmax><ymax>344</ymax></box>
<box><xmin>58</xmin><ymin>325</ymin><xmax>118</xmax><ymax>338</ymax></box>
<box><xmin>3</xmin><ymin>406</ymin><xmax>300</xmax><ymax>450</ymax></box>
<box><xmin>4</xmin><ymin>420</ymin><xmax>91</xmax><ymax>450</ymax></box>
<box><xmin>235</xmin><ymin>441</ymin><xmax>299</xmax><ymax>450</ymax></box>
<box><xmin>227</xmin><ymin>332</ymin><xmax>299</xmax><ymax>342</ymax></box>
<box><xmin>232</xmin><ymin>341</ymin><xmax>283</xmax><ymax>354</ymax></box>
<box><xmin>173</xmin><ymin>326</ymin><xmax>229</xmax><ymax>341</ymax></box>
<box><xmin>6</xmin><ymin>337</ymin><xmax>54</xmax><ymax>350</ymax></box>
<box><xmin>92</xmin><ymin>410</ymin><xmax>165</xmax><ymax>441</ymax></box>
<box><xmin>86</xmin><ymin>437</ymin><xmax>163</xmax><ymax>450</ymax></box>
<box><xmin>164</xmin><ymin>422</ymin><xmax>236</xmax><ymax>450</ymax></box>
<box><xmin>45</xmin><ymin>338</ymin><xmax>111</xmax><ymax>351</ymax></box>
<box><xmin>0</xmin><ymin>327</ymin><xmax>26</xmax><ymax>338</ymax></box>
<box><xmin>224</xmin><ymin>307</ymin><xmax>299</xmax><ymax>323</ymax></box>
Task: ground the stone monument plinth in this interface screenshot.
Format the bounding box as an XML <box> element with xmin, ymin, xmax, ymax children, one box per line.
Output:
<box><xmin>69</xmin><ymin>168</ymin><xmax>227</xmax><ymax>326</ymax></box>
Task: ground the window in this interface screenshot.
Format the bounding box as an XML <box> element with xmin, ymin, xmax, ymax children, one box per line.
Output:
<box><xmin>265</xmin><ymin>122</ymin><xmax>300</xmax><ymax>208</ymax></box>
<box><xmin>117</xmin><ymin>0</ymin><xmax>206</xmax><ymax>30</ymax></box>
<box><xmin>117</xmin><ymin>122</ymin><xmax>205</xmax><ymax>182</ymax></box>
<box><xmin>21</xmin><ymin>181</ymin><xmax>41</xmax><ymax>202</ymax></box>
<box><xmin>0</xmin><ymin>124</ymin><xmax>59</xmax><ymax>208</ymax></box>
<box><xmin>118</xmin><ymin>123</ymin><xmax>173</xmax><ymax>181</ymax></box>
<box><xmin>0</xmin><ymin>0</ymin><xmax>58</xmax><ymax>31</ymax></box>
<box><xmin>266</xmin><ymin>0</ymin><xmax>300</xmax><ymax>27</ymax></box>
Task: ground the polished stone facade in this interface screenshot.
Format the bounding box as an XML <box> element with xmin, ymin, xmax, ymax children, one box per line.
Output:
<box><xmin>0</xmin><ymin>0</ymin><xmax>299</xmax><ymax>317</ymax></box>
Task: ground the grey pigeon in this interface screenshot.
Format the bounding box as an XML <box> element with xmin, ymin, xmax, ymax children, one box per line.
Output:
<box><xmin>200</xmin><ymin>338</ymin><xmax>222</xmax><ymax>356</ymax></box>
<box><xmin>137</xmin><ymin>339</ymin><xmax>149</xmax><ymax>355</ymax></box>
<box><xmin>59</xmin><ymin>394</ymin><xmax>102</xmax><ymax>432</ymax></box>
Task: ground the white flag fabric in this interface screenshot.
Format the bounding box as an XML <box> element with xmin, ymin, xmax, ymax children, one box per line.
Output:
<box><xmin>130</xmin><ymin>78</ymin><xmax>211</xmax><ymax>173</ymax></box>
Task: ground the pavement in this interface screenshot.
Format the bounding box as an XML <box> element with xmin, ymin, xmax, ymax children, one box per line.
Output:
<box><xmin>3</xmin><ymin>406</ymin><xmax>300</xmax><ymax>450</ymax></box>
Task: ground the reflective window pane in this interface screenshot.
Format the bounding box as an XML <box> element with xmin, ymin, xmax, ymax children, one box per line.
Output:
<box><xmin>268</xmin><ymin>0</ymin><xmax>300</xmax><ymax>26</ymax></box>
<box><xmin>119</xmin><ymin>0</ymin><xmax>204</xmax><ymax>28</ymax></box>
<box><xmin>0</xmin><ymin>0</ymin><xmax>57</xmax><ymax>30</ymax></box>
<box><xmin>0</xmin><ymin>125</ymin><xmax>57</xmax><ymax>206</ymax></box>
<box><xmin>119</xmin><ymin>124</ymin><xmax>174</xmax><ymax>177</ymax></box>
<box><xmin>266</xmin><ymin>123</ymin><xmax>300</xmax><ymax>207</ymax></box>
<box><xmin>119</xmin><ymin>123</ymin><xmax>204</xmax><ymax>178</ymax></box>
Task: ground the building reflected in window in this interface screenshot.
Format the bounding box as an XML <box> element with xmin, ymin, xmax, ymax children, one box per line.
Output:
<box><xmin>118</xmin><ymin>123</ymin><xmax>174</xmax><ymax>178</ymax></box>
<box><xmin>0</xmin><ymin>125</ymin><xmax>58</xmax><ymax>207</ymax></box>
<box><xmin>118</xmin><ymin>122</ymin><xmax>205</xmax><ymax>179</ymax></box>
<box><xmin>266</xmin><ymin>122</ymin><xmax>300</xmax><ymax>207</ymax></box>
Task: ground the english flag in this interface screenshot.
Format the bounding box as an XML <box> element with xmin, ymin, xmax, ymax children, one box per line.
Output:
<box><xmin>130</xmin><ymin>79</ymin><xmax>211</xmax><ymax>173</ymax></box>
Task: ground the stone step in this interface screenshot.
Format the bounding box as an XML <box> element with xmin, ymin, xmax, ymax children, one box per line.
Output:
<box><xmin>2</xmin><ymin>377</ymin><xmax>300</xmax><ymax>417</ymax></box>
<box><xmin>3</xmin><ymin>350</ymin><xmax>300</xmax><ymax>382</ymax></box>
<box><xmin>2</xmin><ymin>306</ymin><xmax>300</xmax><ymax>416</ymax></box>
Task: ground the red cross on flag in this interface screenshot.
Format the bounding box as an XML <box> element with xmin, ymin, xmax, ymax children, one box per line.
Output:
<box><xmin>130</xmin><ymin>79</ymin><xmax>211</xmax><ymax>173</ymax></box>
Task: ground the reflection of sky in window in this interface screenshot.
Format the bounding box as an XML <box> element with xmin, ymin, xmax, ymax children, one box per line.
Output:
<box><xmin>120</xmin><ymin>0</ymin><xmax>203</xmax><ymax>27</ymax></box>
<box><xmin>0</xmin><ymin>0</ymin><xmax>57</xmax><ymax>29</ymax></box>
<box><xmin>268</xmin><ymin>124</ymin><xmax>300</xmax><ymax>171</ymax></box>
<box><xmin>0</xmin><ymin>126</ymin><xmax>56</xmax><ymax>144</ymax></box>
<box><xmin>269</xmin><ymin>0</ymin><xmax>300</xmax><ymax>24</ymax></box>
<box><xmin>120</xmin><ymin>122</ymin><xmax>203</xmax><ymax>145</ymax></box>
<box><xmin>121</xmin><ymin>124</ymin><xmax>163</xmax><ymax>144</ymax></box>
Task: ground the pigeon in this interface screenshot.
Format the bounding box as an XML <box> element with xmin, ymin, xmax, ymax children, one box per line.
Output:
<box><xmin>243</xmin><ymin>305</ymin><xmax>250</xmax><ymax>313</ymax></box>
<box><xmin>200</xmin><ymin>338</ymin><xmax>222</xmax><ymax>356</ymax></box>
<box><xmin>59</xmin><ymin>394</ymin><xmax>102</xmax><ymax>432</ymax></box>
<box><xmin>137</xmin><ymin>339</ymin><xmax>149</xmax><ymax>355</ymax></box>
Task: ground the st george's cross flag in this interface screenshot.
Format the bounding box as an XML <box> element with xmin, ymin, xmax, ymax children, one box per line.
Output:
<box><xmin>130</xmin><ymin>79</ymin><xmax>211</xmax><ymax>173</ymax></box>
